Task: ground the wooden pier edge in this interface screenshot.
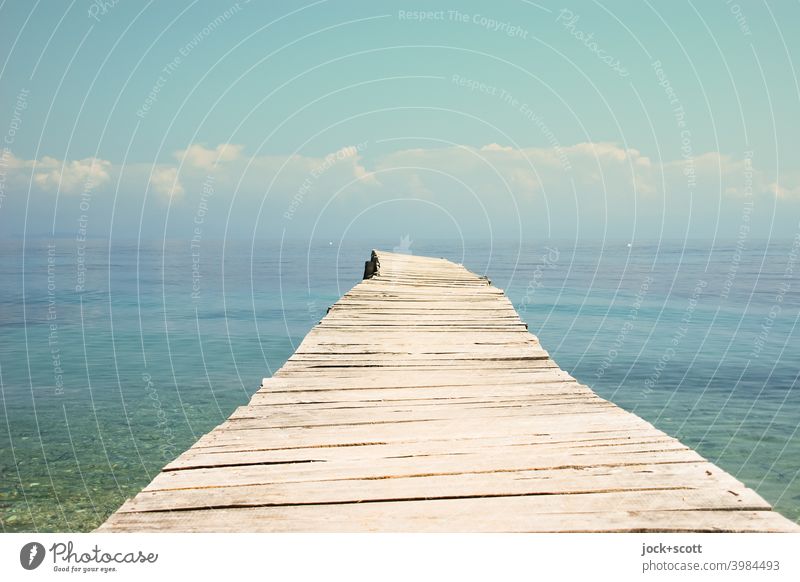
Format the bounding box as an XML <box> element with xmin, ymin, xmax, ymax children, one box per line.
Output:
<box><xmin>98</xmin><ymin>249</ymin><xmax>800</xmax><ymax>532</ymax></box>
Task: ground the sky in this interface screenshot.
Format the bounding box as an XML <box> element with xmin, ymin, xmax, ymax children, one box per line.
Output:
<box><xmin>1</xmin><ymin>0</ymin><xmax>799</xmax><ymax>242</ymax></box>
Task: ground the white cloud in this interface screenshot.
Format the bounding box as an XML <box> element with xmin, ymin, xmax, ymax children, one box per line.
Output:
<box><xmin>769</xmin><ymin>180</ymin><xmax>800</xmax><ymax>199</ymax></box>
<box><xmin>25</xmin><ymin>156</ymin><xmax>112</xmax><ymax>194</ymax></box>
<box><xmin>232</xmin><ymin>144</ymin><xmax>378</xmax><ymax>193</ymax></box>
<box><xmin>6</xmin><ymin>143</ymin><xmax>796</xmax><ymax>210</ymax></box>
<box><xmin>771</xmin><ymin>183</ymin><xmax>800</xmax><ymax>198</ymax></box>
<box><xmin>481</xmin><ymin>143</ymin><xmax>514</xmax><ymax>152</ymax></box>
<box><xmin>371</xmin><ymin>142</ymin><xmax>791</xmax><ymax>204</ymax></box>
<box><xmin>374</xmin><ymin>142</ymin><xmax>656</xmax><ymax>199</ymax></box>
<box><xmin>149</xmin><ymin>166</ymin><xmax>184</xmax><ymax>200</ymax></box>
<box><xmin>175</xmin><ymin>143</ymin><xmax>243</xmax><ymax>169</ymax></box>
<box><xmin>7</xmin><ymin>143</ymin><xmax>800</xmax><ymax>240</ymax></box>
<box><xmin>2</xmin><ymin>152</ymin><xmax>111</xmax><ymax>194</ymax></box>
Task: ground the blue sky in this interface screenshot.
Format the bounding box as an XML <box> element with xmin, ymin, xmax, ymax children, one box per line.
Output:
<box><xmin>1</xmin><ymin>0</ymin><xmax>799</xmax><ymax>241</ymax></box>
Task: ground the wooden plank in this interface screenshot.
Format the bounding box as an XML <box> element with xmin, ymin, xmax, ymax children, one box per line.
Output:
<box><xmin>98</xmin><ymin>506</ymin><xmax>795</xmax><ymax>533</ymax></box>
<box><xmin>148</xmin><ymin>447</ymin><xmax>706</xmax><ymax>492</ymax></box>
<box><xmin>162</xmin><ymin>434</ymin><xmax>682</xmax><ymax>471</ymax></box>
<box><xmin>98</xmin><ymin>249</ymin><xmax>800</xmax><ymax>532</ymax></box>
<box><xmin>126</xmin><ymin>475</ymin><xmax>766</xmax><ymax>514</ymax></box>
<box><xmin>187</xmin><ymin>414</ymin><xmax>660</xmax><ymax>452</ymax></box>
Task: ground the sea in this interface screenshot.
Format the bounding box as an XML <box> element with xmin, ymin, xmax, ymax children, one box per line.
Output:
<box><xmin>1</xmin><ymin>237</ymin><xmax>799</xmax><ymax>531</ymax></box>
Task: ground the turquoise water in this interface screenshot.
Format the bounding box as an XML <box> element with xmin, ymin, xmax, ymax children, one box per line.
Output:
<box><xmin>1</xmin><ymin>238</ymin><xmax>799</xmax><ymax>531</ymax></box>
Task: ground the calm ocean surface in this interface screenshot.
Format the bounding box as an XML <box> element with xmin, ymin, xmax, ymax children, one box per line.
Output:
<box><xmin>1</xmin><ymin>238</ymin><xmax>799</xmax><ymax>531</ymax></box>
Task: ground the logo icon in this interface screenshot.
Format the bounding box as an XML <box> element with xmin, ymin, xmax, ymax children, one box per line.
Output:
<box><xmin>393</xmin><ymin>235</ymin><xmax>413</xmax><ymax>255</ymax></box>
<box><xmin>20</xmin><ymin>542</ymin><xmax>46</xmax><ymax>570</ymax></box>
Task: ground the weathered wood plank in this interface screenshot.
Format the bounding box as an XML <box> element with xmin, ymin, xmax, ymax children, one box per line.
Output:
<box><xmin>162</xmin><ymin>434</ymin><xmax>682</xmax><ymax>471</ymax></box>
<box><xmin>127</xmin><ymin>475</ymin><xmax>765</xmax><ymax>514</ymax></box>
<box><xmin>98</xmin><ymin>506</ymin><xmax>795</xmax><ymax>533</ymax></box>
<box><xmin>147</xmin><ymin>446</ymin><xmax>706</xmax><ymax>492</ymax></box>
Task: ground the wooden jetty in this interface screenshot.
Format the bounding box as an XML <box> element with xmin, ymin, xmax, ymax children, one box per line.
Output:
<box><xmin>99</xmin><ymin>250</ymin><xmax>800</xmax><ymax>532</ymax></box>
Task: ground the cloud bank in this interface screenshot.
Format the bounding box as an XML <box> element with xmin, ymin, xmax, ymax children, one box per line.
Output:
<box><xmin>2</xmin><ymin>141</ymin><xmax>798</xmax><ymax>239</ymax></box>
